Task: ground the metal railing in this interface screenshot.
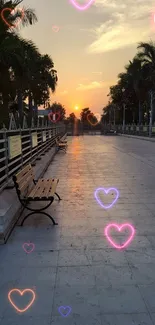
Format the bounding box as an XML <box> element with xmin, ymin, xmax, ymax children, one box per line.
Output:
<box><xmin>117</xmin><ymin>124</ymin><xmax>155</xmax><ymax>137</ymax></box>
<box><xmin>0</xmin><ymin>124</ymin><xmax>65</xmax><ymax>193</ymax></box>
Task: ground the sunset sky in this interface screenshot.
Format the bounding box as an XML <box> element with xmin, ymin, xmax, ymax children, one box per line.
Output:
<box><xmin>20</xmin><ymin>0</ymin><xmax>155</xmax><ymax>117</ymax></box>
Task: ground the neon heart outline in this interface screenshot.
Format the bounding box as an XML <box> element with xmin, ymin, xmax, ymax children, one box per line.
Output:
<box><xmin>104</xmin><ymin>223</ymin><xmax>135</xmax><ymax>249</ymax></box>
<box><xmin>58</xmin><ymin>305</ymin><xmax>72</xmax><ymax>317</ymax></box>
<box><xmin>8</xmin><ymin>289</ymin><xmax>36</xmax><ymax>313</ymax></box>
<box><xmin>1</xmin><ymin>8</ymin><xmax>24</xmax><ymax>28</ymax></box>
<box><xmin>52</xmin><ymin>25</ymin><xmax>60</xmax><ymax>32</ymax></box>
<box><xmin>22</xmin><ymin>242</ymin><xmax>35</xmax><ymax>254</ymax></box>
<box><xmin>48</xmin><ymin>111</ymin><xmax>61</xmax><ymax>123</ymax></box>
<box><xmin>87</xmin><ymin>113</ymin><xmax>100</xmax><ymax>126</ymax></box>
<box><xmin>69</xmin><ymin>0</ymin><xmax>95</xmax><ymax>10</ymax></box>
<box><xmin>94</xmin><ymin>187</ymin><xmax>119</xmax><ymax>209</ymax></box>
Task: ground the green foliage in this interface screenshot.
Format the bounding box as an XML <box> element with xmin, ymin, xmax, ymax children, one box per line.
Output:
<box><xmin>103</xmin><ymin>41</ymin><xmax>155</xmax><ymax>125</ymax></box>
<box><xmin>0</xmin><ymin>0</ymin><xmax>58</xmax><ymax>128</ymax></box>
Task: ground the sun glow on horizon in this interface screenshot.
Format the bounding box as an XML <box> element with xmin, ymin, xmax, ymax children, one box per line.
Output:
<box><xmin>74</xmin><ymin>105</ymin><xmax>79</xmax><ymax>110</ymax></box>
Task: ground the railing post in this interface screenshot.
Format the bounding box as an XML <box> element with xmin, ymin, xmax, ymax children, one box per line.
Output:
<box><xmin>30</xmin><ymin>128</ymin><xmax>32</xmax><ymax>163</ymax></box>
<box><xmin>149</xmin><ymin>91</ymin><xmax>153</xmax><ymax>138</ymax></box>
<box><xmin>20</xmin><ymin>128</ymin><xmax>23</xmax><ymax>168</ymax></box>
<box><xmin>3</xmin><ymin>130</ymin><xmax>9</xmax><ymax>184</ymax></box>
<box><xmin>123</xmin><ymin>104</ymin><xmax>126</xmax><ymax>134</ymax></box>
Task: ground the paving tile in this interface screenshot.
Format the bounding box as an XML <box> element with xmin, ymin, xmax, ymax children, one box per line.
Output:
<box><xmin>125</xmin><ymin>248</ymin><xmax>155</xmax><ymax>265</ymax></box>
<box><xmin>2</xmin><ymin>251</ymin><xmax>58</xmax><ymax>268</ymax></box>
<box><xmin>59</xmin><ymin>236</ymin><xmax>83</xmax><ymax>249</ymax></box>
<box><xmin>122</xmin><ymin>235</ymin><xmax>152</xmax><ymax>250</ymax></box>
<box><xmin>60</xmin><ymin>225</ymin><xmax>101</xmax><ymax>237</ymax></box>
<box><xmin>150</xmin><ymin>313</ymin><xmax>155</xmax><ymax>325</ymax></box>
<box><xmin>0</xmin><ymin>267</ymin><xmax>21</xmax><ymax>289</ymax></box>
<box><xmin>17</xmin><ymin>267</ymin><xmax>57</xmax><ymax>287</ymax></box>
<box><xmin>58</xmin><ymin>249</ymin><xmax>90</xmax><ymax>266</ymax></box>
<box><xmin>93</xmin><ymin>265</ymin><xmax>136</xmax><ymax>286</ymax></box>
<box><xmin>97</xmin><ymin>285</ymin><xmax>147</xmax><ymax>313</ymax></box>
<box><xmin>101</xmin><ymin>313</ymin><xmax>154</xmax><ymax>325</ymax></box>
<box><xmin>56</xmin><ymin>266</ymin><xmax>96</xmax><ymax>286</ymax></box>
<box><xmin>147</xmin><ymin>236</ymin><xmax>155</xmax><ymax>248</ymax></box>
<box><xmin>138</xmin><ymin>285</ymin><xmax>155</xmax><ymax>313</ymax></box>
<box><xmin>130</xmin><ymin>264</ymin><xmax>155</xmax><ymax>284</ymax></box>
<box><xmin>51</xmin><ymin>314</ymin><xmax>102</xmax><ymax>325</ymax></box>
<box><xmin>52</xmin><ymin>285</ymin><xmax>100</xmax><ymax>317</ymax></box>
<box><xmin>87</xmin><ymin>249</ymin><xmax>128</xmax><ymax>266</ymax></box>
<box><xmin>1</xmin><ymin>315</ymin><xmax>51</xmax><ymax>325</ymax></box>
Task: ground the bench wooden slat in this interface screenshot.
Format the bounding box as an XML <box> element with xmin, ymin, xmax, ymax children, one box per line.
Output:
<box><xmin>47</xmin><ymin>179</ymin><xmax>59</xmax><ymax>198</ymax></box>
<box><xmin>19</xmin><ymin>175</ymin><xmax>34</xmax><ymax>196</ymax></box>
<box><xmin>16</xmin><ymin>164</ymin><xmax>32</xmax><ymax>181</ymax></box>
<box><xmin>43</xmin><ymin>179</ymin><xmax>54</xmax><ymax>197</ymax></box>
<box><xmin>35</xmin><ymin>180</ymin><xmax>48</xmax><ymax>198</ymax></box>
<box><xmin>28</xmin><ymin>179</ymin><xmax>44</xmax><ymax>199</ymax></box>
<box><xmin>57</xmin><ymin>143</ymin><xmax>66</xmax><ymax>147</ymax></box>
<box><xmin>28</xmin><ymin>179</ymin><xmax>59</xmax><ymax>199</ymax></box>
<box><xmin>18</xmin><ymin>168</ymin><xmax>34</xmax><ymax>187</ymax></box>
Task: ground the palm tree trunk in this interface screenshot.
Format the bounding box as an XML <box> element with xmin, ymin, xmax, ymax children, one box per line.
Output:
<box><xmin>138</xmin><ymin>100</ymin><xmax>142</xmax><ymax>124</ymax></box>
<box><xmin>34</xmin><ymin>100</ymin><xmax>38</xmax><ymax>127</ymax></box>
<box><xmin>17</xmin><ymin>89</ymin><xmax>23</xmax><ymax>127</ymax></box>
<box><xmin>28</xmin><ymin>92</ymin><xmax>33</xmax><ymax>127</ymax></box>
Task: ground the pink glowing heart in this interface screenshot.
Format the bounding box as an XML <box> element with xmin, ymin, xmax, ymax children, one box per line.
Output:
<box><xmin>48</xmin><ymin>111</ymin><xmax>61</xmax><ymax>123</ymax></box>
<box><xmin>52</xmin><ymin>25</ymin><xmax>59</xmax><ymax>32</ymax></box>
<box><xmin>69</xmin><ymin>0</ymin><xmax>95</xmax><ymax>11</ymax></box>
<box><xmin>105</xmin><ymin>223</ymin><xmax>135</xmax><ymax>249</ymax></box>
<box><xmin>22</xmin><ymin>243</ymin><xmax>35</xmax><ymax>254</ymax></box>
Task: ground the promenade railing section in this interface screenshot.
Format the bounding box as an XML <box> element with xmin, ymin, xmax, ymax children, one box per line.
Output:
<box><xmin>0</xmin><ymin>124</ymin><xmax>65</xmax><ymax>194</ymax></box>
<box><xmin>117</xmin><ymin>124</ymin><xmax>155</xmax><ymax>137</ymax></box>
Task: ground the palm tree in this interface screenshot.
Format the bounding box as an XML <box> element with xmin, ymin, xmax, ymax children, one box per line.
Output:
<box><xmin>0</xmin><ymin>0</ymin><xmax>38</xmax><ymax>127</ymax></box>
<box><xmin>137</xmin><ymin>41</ymin><xmax>155</xmax><ymax>124</ymax></box>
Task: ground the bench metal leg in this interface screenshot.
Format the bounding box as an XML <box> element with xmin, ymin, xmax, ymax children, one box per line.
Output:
<box><xmin>55</xmin><ymin>192</ymin><xmax>61</xmax><ymax>200</ymax></box>
<box><xmin>21</xmin><ymin>211</ymin><xmax>58</xmax><ymax>226</ymax></box>
<box><xmin>21</xmin><ymin>200</ymin><xmax>53</xmax><ymax>212</ymax></box>
<box><xmin>58</xmin><ymin>147</ymin><xmax>67</xmax><ymax>153</ymax></box>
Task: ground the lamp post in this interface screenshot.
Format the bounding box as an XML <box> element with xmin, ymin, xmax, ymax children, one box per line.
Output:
<box><xmin>122</xmin><ymin>88</ymin><xmax>126</xmax><ymax>133</ymax></box>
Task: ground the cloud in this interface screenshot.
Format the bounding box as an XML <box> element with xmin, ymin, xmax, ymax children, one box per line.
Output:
<box><xmin>76</xmin><ymin>81</ymin><xmax>104</xmax><ymax>91</ymax></box>
<box><xmin>87</xmin><ymin>0</ymin><xmax>154</xmax><ymax>54</ymax></box>
<box><xmin>60</xmin><ymin>90</ymin><xmax>68</xmax><ymax>95</ymax></box>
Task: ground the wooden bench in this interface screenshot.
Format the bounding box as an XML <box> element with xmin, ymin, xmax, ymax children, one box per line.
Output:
<box><xmin>57</xmin><ymin>135</ymin><xmax>67</xmax><ymax>144</ymax></box>
<box><xmin>56</xmin><ymin>138</ymin><xmax>67</xmax><ymax>153</ymax></box>
<box><xmin>13</xmin><ymin>164</ymin><xmax>61</xmax><ymax>226</ymax></box>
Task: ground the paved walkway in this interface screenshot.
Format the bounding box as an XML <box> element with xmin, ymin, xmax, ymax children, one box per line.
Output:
<box><xmin>1</xmin><ymin>135</ymin><xmax>155</xmax><ymax>325</ymax></box>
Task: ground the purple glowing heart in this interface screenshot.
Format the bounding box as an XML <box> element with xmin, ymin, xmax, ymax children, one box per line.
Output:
<box><xmin>69</xmin><ymin>0</ymin><xmax>95</xmax><ymax>11</ymax></box>
<box><xmin>94</xmin><ymin>187</ymin><xmax>119</xmax><ymax>209</ymax></box>
<box><xmin>58</xmin><ymin>306</ymin><xmax>72</xmax><ymax>317</ymax></box>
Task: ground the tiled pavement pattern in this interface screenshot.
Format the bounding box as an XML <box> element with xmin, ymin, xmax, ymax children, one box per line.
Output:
<box><xmin>1</xmin><ymin>135</ymin><xmax>155</xmax><ymax>324</ymax></box>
